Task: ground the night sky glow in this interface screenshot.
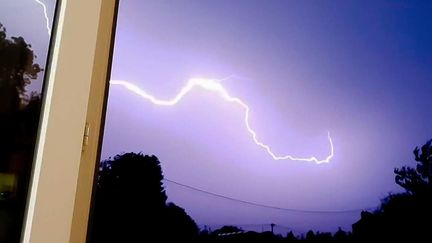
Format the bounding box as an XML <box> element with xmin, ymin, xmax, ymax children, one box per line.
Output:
<box><xmin>6</xmin><ymin>0</ymin><xmax>432</xmax><ymax>234</ymax></box>
<box><xmin>110</xmin><ymin>78</ymin><xmax>334</xmax><ymax>163</ymax></box>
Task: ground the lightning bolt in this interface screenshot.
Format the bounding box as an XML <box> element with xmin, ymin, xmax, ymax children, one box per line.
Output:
<box><xmin>110</xmin><ymin>78</ymin><xmax>334</xmax><ymax>164</ymax></box>
<box><xmin>32</xmin><ymin>1</ymin><xmax>334</xmax><ymax>163</ymax></box>
<box><xmin>34</xmin><ymin>0</ymin><xmax>51</xmax><ymax>36</ymax></box>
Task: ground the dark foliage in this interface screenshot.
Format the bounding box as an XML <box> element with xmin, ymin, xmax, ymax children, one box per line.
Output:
<box><xmin>90</xmin><ymin>153</ymin><xmax>199</xmax><ymax>242</ymax></box>
<box><xmin>352</xmin><ymin>140</ymin><xmax>432</xmax><ymax>241</ymax></box>
<box><xmin>90</xmin><ymin>140</ymin><xmax>432</xmax><ymax>242</ymax></box>
<box><xmin>0</xmin><ymin>23</ymin><xmax>42</xmax><ymax>243</ymax></box>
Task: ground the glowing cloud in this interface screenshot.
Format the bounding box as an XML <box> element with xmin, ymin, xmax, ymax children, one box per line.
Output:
<box><xmin>33</xmin><ymin>1</ymin><xmax>333</xmax><ymax>163</ymax></box>
<box><xmin>34</xmin><ymin>0</ymin><xmax>51</xmax><ymax>36</ymax></box>
<box><xmin>110</xmin><ymin>78</ymin><xmax>334</xmax><ymax>164</ymax></box>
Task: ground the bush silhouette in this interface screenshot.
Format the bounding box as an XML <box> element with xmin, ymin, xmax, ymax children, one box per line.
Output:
<box><xmin>90</xmin><ymin>152</ymin><xmax>198</xmax><ymax>242</ymax></box>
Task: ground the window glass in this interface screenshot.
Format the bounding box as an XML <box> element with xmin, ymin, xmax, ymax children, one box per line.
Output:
<box><xmin>0</xmin><ymin>1</ymin><xmax>57</xmax><ymax>242</ymax></box>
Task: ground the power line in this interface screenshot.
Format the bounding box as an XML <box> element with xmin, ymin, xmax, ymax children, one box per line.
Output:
<box><xmin>164</xmin><ymin>178</ymin><xmax>376</xmax><ymax>214</ymax></box>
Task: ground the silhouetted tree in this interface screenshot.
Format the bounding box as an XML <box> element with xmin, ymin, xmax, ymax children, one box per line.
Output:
<box><xmin>165</xmin><ymin>202</ymin><xmax>199</xmax><ymax>239</ymax></box>
<box><xmin>305</xmin><ymin>230</ymin><xmax>315</xmax><ymax>241</ymax></box>
<box><xmin>314</xmin><ymin>232</ymin><xmax>332</xmax><ymax>241</ymax></box>
<box><xmin>0</xmin><ymin>23</ymin><xmax>42</xmax><ymax>114</ymax></box>
<box><xmin>0</xmin><ymin>23</ymin><xmax>42</xmax><ymax>167</ymax></box>
<box><xmin>0</xmin><ymin>23</ymin><xmax>43</xmax><ymax>243</ymax></box>
<box><xmin>90</xmin><ymin>153</ymin><xmax>199</xmax><ymax>242</ymax></box>
<box><xmin>394</xmin><ymin>140</ymin><xmax>432</xmax><ymax>195</ymax></box>
<box><xmin>353</xmin><ymin>139</ymin><xmax>432</xmax><ymax>241</ymax></box>
<box><xmin>333</xmin><ymin>227</ymin><xmax>348</xmax><ymax>241</ymax></box>
<box><xmin>286</xmin><ymin>231</ymin><xmax>298</xmax><ymax>241</ymax></box>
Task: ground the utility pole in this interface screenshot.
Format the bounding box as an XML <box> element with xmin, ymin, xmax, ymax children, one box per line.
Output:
<box><xmin>271</xmin><ymin>223</ymin><xmax>275</xmax><ymax>234</ymax></box>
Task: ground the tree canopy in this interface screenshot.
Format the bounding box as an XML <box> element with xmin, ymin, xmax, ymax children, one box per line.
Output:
<box><xmin>90</xmin><ymin>153</ymin><xmax>199</xmax><ymax>242</ymax></box>
<box><xmin>394</xmin><ymin>140</ymin><xmax>432</xmax><ymax>195</ymax></box>
<box><xmin>0</xmin><ymin>22</ymin><xmax>43</xmax><ymax>243</ymax></box>
<box><xmin>0</xmin><ymin>23</ymin><xmax>42</xmax><ymax>113</ymax></box>
<box><xmin>353</xmin><ymin>140</ymin><xmax>432</xmax><ymax>241</ymax></box>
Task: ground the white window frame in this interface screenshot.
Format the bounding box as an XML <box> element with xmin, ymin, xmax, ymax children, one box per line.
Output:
<box><xmin>21</xmin><ymin>1</ymin><xmax>117</xmax><ymax>242</ymax></box>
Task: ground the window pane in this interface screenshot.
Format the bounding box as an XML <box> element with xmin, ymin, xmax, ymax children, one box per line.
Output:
<box><xmin>0</xmin><ymin>1</ymin><xmax>58</xmax><ymax>242</ymax></box>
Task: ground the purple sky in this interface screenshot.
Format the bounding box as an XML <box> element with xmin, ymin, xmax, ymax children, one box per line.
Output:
<box><xmin>1</xmin><ymin>0</ymin><xmax>56</xmax><ymax>93</ymax></box>
<box><xmin>2</xmin><ymin>0</ymin><xmax>432</xmax><ymax>235</ymax></box>
<box><xmin>103</xmin><ymin>0</ymin><xmax>432</xmax><ymax>233</ymax></box>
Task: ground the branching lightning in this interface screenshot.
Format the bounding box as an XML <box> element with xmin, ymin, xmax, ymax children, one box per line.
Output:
<box><xmin>34</xmin><ymin>0</ymin><xmax>51</xmax><ymax>36</ymax></box>
<box><xmin>33</xmin><ymin>0</ymin><xmax>334</xmax><ymax>163</ymax></box>
<box><xmin>110</xmin><ymin>78</ymin><xmax>334</xmax><ymax>164</ymax></box>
